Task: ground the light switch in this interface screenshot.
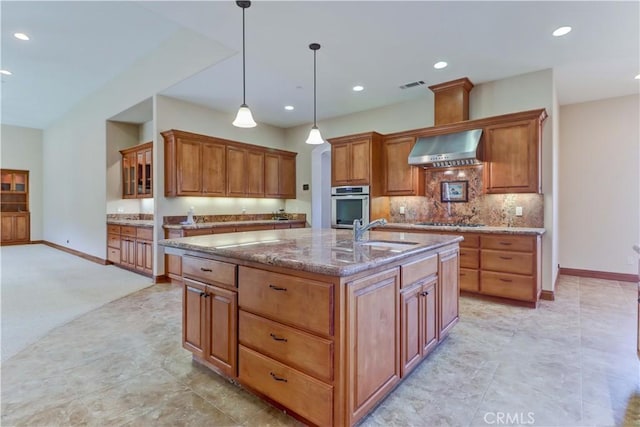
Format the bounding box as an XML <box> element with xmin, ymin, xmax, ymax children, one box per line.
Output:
<box><xmin>399</xmin><ymin>206</ymin><xmax>405</xmax><ymax>215</ymax></box>
<box><xmin>515</xmin><ymin>206</ymin><xmax>523</xmax><ymax>216</ymax></box>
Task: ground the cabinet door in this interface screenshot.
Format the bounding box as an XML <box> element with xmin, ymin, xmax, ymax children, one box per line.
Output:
<box><xmin>439</xmin><ymin>249</ymin><xmax>459</xmax><ymax>338</ymax></box>
<box><xmin>0</xmin><ymin>172</ymin><xmax>12</xmax><ymax>192</ymax></box>
<box><xmin>13</xmin><ymin>214</ymin><xmax>29</xmax><ymax>242</ymax></box>
<box><xmin>264</xmin><ymin>154</ymin><xmax>280</xmax><ymax>197</ymax></box>
<box><xmin>349</xmin><ymin>139</ymin><xmax>371</xmax><ymax>185</ymax></box>
<box><xmin>183</xmin><ymin>279</ymin><xmax>206</xmax><ymax>358</ymax></box>
<box><xmin>421</xmin><ymin>278</ymin><xmax>438</xmax><ymax>356</ymax></box>
<box><xmin>202</xmin><ymin>141</ymin><xmax>226</xmax><ymax>196</ymax></box>
<box><xmin>400</xmin><ymin>283</ymin><xmax>422</xmax><ymax>377</ymax></box>
<box><xmin>347</xmin><ymin>268</ymin><xmax>400</xmax><ymax>425</ymax></box>
<box><xmin>1</xmin><ymin>215</ymin><xmax>14</xmax><ymax>241</ymax></box>
<box><xmin>484</xmin><ymin>119</ymin><xmax>539</xmax><ymax>193</ymax></box>
<box><xmin>135</xmin><ymin>147</ymin><xmax>152</xmax><ymax>198</ymax></box>
<box><xmin>12</xmin><ymin>172</ymin><xmax>28</xmax><ymax>193</ymax></box>
<box><xmin>279</xmin><ymin>155</ymin><xmax>296</xmax><ymax>198</ymax></box>
<box><xmin>135</xmin><ymin>240</ymin><xmax>152</xmax><ymax>274</ymax></box>
<box><xmin>205</xmin><ymin>285</ymin><xmax>238</xmax><ymax>377</ymax></box>
<box><xmin>332</xmin><ymin>143</ymin><xmax>351</xmax><ymax>186</ymax></box>
<box><xmin>383</xmin><ymin>136</ymin><xmax>422</xmax><ymax>196</ymax></box>
<box><xmin>246</xmin><ymin>150</ymin><xmax>265</xmax><ymax>197</ymax></box>
<box><xmin>226</xmin><ymin>146</ymin><xmax>246</xmax><ymax>196</ymax></box>
<box><xmin>122</xmin><ymin>152</ymin><xmax>136</xmax><ymax>198</ymax></box>
<box><xmin>144</xmin><ymin>148</ymin><xmax>152</xmax><ymax>196</ymax></box>
<box><xmin>121</xmin><ymin>238</ymin><xmax>136</xmax><ymax>268</ymax></box>
<box><xmin>176</xmin><ymin>138</ymin><xmax>203</xmax><ymax>195</ymax></box>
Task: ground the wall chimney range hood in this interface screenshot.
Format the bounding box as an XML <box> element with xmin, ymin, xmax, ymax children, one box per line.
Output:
<box><xmin>408</xmin><ymin>129</ymin><xmax>483</xmax><ymax>168</ymax></box>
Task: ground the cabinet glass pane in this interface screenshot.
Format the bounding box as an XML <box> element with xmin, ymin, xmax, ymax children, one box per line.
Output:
<box><xmin>1</xmin><ymin>173</ymin><xmax>12</xmax><ymax>191</ymax></box>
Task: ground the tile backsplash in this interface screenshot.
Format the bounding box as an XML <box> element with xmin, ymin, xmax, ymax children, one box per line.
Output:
<box><xmin>385</xmin><ymin>165</ymin><xmax>544</xmax><ymax>227</ymax></box>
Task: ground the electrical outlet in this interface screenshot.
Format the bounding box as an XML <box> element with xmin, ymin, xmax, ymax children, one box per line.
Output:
<box><xmin>399</xmin><ymin>206</ymin><xmax>405</xmax><ymax>215</ymax></box>
<box><xmin>515</xmin><ymin>206</ymin><xmax>523</xmax><ymax>216</ymax></box>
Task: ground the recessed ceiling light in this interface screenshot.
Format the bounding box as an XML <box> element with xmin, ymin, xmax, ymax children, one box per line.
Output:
<box><xmin>284</xmin><ymin>105</ymin><xmax>294</xmax><ymax>111</ymax></box>
<box><xmin>352</xmin><ymin>85</ymin><xmax>364</xmax><ymax>92</ymax></box>
<box><xmin>0</xmin><ymin>70</ymin><xmax>12</xmax><ymax>76</ymax></box>
<box><xmin>635</xmin><ymin>74</ymin><xmax>640</xmax><ymax>80</ymax></box>
<box><xmin>14</xmin><ymin>32</ymin><xmax>29</xmax><ymax>41</ymax></box>
<box><xmin>552</xmin><ymin>26</ymin><xmax>572</xmax><ymax>37</ymax></box>
<box><xmin>434</xmin><ymin>61</ymin><xmax>448</xmax><ymax>69</ymax></box>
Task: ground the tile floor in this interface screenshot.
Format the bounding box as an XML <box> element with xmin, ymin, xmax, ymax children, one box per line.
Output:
<box><xmin>1</xmin><ymin>275</ymin><xmax>639</xmax><ymax>426</ymax></box>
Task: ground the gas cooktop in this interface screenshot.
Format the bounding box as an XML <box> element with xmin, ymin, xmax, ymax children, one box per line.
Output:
<box><xmin>415</xmin><ymin>222</ymin><xmax>486</xmax><ymax>227</ymax></box>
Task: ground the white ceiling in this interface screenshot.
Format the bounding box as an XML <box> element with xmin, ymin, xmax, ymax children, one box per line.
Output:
<box><xmin>2</xmin><ymin>1</ymin><xmax>639</xmax><ymax>130</ymax></box>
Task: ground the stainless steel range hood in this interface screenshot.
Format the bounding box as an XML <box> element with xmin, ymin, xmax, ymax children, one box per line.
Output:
<box><xmin>408</xmin><ymin>129</ymin><xmax>483</xmax><ymax>168</ymax></box>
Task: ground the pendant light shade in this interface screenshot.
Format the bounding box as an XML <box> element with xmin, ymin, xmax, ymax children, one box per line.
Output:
<box><xmin>306</xmin><ymin>43</ymin><xmax>324</xmax><ymax>145</ymax></box>
<box><xmin>233</xmin><ymin>1</ymin><xmax>256</xmax><ymax>128</ymax></box>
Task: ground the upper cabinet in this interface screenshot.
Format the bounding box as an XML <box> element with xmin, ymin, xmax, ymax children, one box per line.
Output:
<box><xmin>120</xmin><ymin>142</ymin><xmax>152</xmax><ymax>199</ymax></box>
<box><xmin>483</xmin><ymin>109</ymin><xmax>547</xmax><ymax>194</ymax></box>
<box><xmin>162</xmin><ymin>129</ymin><xmax>297</xmax><ymax>199</ymax></box>
<box><xmin>328</xmin><ymin>132</ymin><xmax>382</xmax><ymax>189</ymax></box>
<box><xmin>381</xmin><ymin>135</ymin><xmax>424</xmax><ymax>196</ymax></box>
<box><xmin>1</xmin><ymin>169</ymin><xmax>28</xmax><ymax>194</ymax></box>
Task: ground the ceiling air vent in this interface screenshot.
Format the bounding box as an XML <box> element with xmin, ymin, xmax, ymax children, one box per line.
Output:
<box><xmin>399</xmin><ymin>80</ymin><xmax>425</xmax><ymax>90</ymax></box>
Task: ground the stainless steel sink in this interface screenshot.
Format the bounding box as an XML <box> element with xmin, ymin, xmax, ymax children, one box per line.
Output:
<box><xmin>358</xmin><ymin>240</ymin><xmax>419</xmax><ymax>250</ymax></box>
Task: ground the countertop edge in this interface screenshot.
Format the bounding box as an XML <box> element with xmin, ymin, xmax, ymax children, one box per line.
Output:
<box><xmin>163</xmin><ymin>219</ymin><xmax>307</xmax><ymax>229</ymax></box>
<box><xmin>381</xmin><ymin>223</ymin><xmax>546</xmax><ymax>236</ymax></box>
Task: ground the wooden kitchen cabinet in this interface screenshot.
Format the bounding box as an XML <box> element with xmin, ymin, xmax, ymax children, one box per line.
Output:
<box><xmin>439</xmin><ymin>248</ymin><xmax>460</xmax><ymax>337</ymax></box>
<box><xmin>107</xmin><ymin>224</ymin><xmax>153</xmax><ymax>277</ymax></box>
<box><xmin>346</xmin><ymin>267</ymin><xmax>400</xmax><ymax>425</ymax></box>
<box><xmin>382</xmin><ymin>135</ymin><xmax>424</xmax><ymax>196</ymax></box>
<box><xmin>1</xmin><ymin>213</ymin><xmax>30</xmax><ymax>244</ymax></box>
<box><xmin>328</xmin><ymin>132</ymin><xmax>383</xmax><ymax>189</ymax></box>
<box><xmin>182</xmin><ymin>256</ymin><xmax>238</xmax><ymax>377</ymax></box>
<box><xmin>484</xmin><ymin>110</ymin><xmax>546</xmax><ymax>194</ymax></box>
<box><xmin>227</xmin><ymin>146</ymin><xmax>264</xmax><ymax>197</ymax></box>
<box><xmin>120</xmin><ymin>142</ymin><xmax>152</xmax><ymax>199</ymax></box>
<box><xmin>264</xmin><ymin>153</ymin><xmax>297</xmax><ymax>199</ymax></box>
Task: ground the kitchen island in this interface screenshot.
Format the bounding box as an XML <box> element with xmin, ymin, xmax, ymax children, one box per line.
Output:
<box><xmin>160</xmin><ymin>228</ymin><xmax>461</xmax><ymax>426</ymax></box>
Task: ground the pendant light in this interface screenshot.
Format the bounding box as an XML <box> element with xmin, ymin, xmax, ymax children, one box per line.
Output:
<box><xmin>305</xmin><ymin>43</ymin><xmax>324</xmax><ymax>145</ymax></box>
<box><xmin>232</xmin><ymin>1</ymin><xmax>257</xmax><ymax>128</ymax></box>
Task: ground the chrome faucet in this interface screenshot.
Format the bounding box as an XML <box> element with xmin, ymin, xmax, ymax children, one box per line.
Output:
<box><xmin>353</xmin><ymin>218</ymin><xmax>387</xmax><ymax>241</ymax></box>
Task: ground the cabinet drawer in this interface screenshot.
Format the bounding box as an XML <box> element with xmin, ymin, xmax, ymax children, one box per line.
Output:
<box><xmin>460</xmin><ymin>234</ymin><xmax>479</xmax><ymax>248</ymax></box>
<box><xmin>480</xmin><ymin>271</ymin><xmax>535</xmax><ymax>301</ymax></box>
<box><xmin>401</xmin><ymin>255</ymin><xmax>437</xmax><ymax>288</ymax></box>
<box><xmin>274</xmin><ymin>222</ymin><xmax>291</xmax><ymax>230</ymax></box>
<box><xmin>184</xmin><ymin>228</ymin><xmax>216</xmax><ymax>237</ymax></box>
<box><xmin>239</xmin><ymin>345</ymin><xmax>333</xmax><ymax>427</ymax></box>
<box><xmin>121</xmin><ymin>226</ymin><xmax>137</xmax><ymax>237</ymax></box>
<box><xmin>183</xmin><ymin>255</ymin><xmax>237</xmax><ymax>288</ymax></box>
<box><xmin>460</xmin><ymin>268</ymin><xmax>479</xmax><ymax>292</ymax></box>
<box><xmin>238</xmin><ymin>224</ymin><xmax>274</xmax><ymax>232</ymax></box>
<box><xmin>239</xmin><ymin>310</ymin><xmax>333</xmax><ymax>382</ymax></box>
<box><xmin>481</xmin><ymin>235</ymin><xmax>534</xmax><ymax>252</ymax></box>
<box><xmin>239</xmin><ymin>267</ymin><xmax>333</xmax><ymax>336</ymax></box>
<box><xmin>107</xmin><ymin>233</ymin><xmax>121</xmax><ymax>249</ymax></box>
<box><xmin>460</xmin><ymin>248</ymin><xmax>479</xmax><ymax>269</ymax></box>
<box><xmin>107</xmin><ymin>224</ymin><xmax>121</xmax><ymax>235</ymax></box>
<box><xmin>136</xmin><ymin>227</ymin><xmax>153</xmax><ymax>241</ymax></box>
<box><xmin>107</xmin><ymin>247</ymin><xmax>121</xmax><ymax>263</ymax></box>
<box><xmin>481</xmin><ymin>250</ymin><xmax>533</xmax><ymax>275</ymax></box>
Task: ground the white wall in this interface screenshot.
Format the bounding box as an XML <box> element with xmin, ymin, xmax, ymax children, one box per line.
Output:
<box><xmin>559</xmin><ymin>94</ymin><xmax>640</xmax><ymax>275</ymax></box>
<box><xmin>42</xmin><ymin>29</ymin><xmax>234</xmax><ymax>259</ymax></box>
<box><xmin>105</xmin><ymin>121</ymin><xmax>140</xmax><ymax>214</ymax></box>
<box><xmin>0</xmin><ymin>124</ymin><xmax>44</xmax><ymax>240</ymax></box>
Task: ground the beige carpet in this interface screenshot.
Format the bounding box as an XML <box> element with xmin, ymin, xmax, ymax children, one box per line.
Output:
<box><xmin>0</xmin><ymin>244</ymin><xmax>153</xmax><ymax>362</ymax></box>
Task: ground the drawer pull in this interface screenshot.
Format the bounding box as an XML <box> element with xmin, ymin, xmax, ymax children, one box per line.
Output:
<box><xmin>269</xmin><ymin>284</ymin><xmax>287</xmax><ymax>292</ymax></box>
<box><xmin>499</xmin><ymin>256</ymin><xmax>513</xmax><ymax>260</ymax></box>
<box><xmin>499</xmin><ymin>278</ymin><xmax>513</xmax><ymax>283</ymax></box>
<box><xmin>420</xmin><ymin>291</ymin><xmax>430</xmax><ymax>296</ymax></box>
<box><xmin>460</xmin><ymin>273</ymin><xmax>466</xmax><ymax>276</ymax></box>
<box><xmin>499</xmin><ymin>242</ymin><xmax>512</xmax><ymax>246</ymax></box>
<box><xmin>200</xmin><ymin>267</ymin><xmax>213</xmax><ymax>272</ymax></box>
<box><xmin>269</xmin><ymin>333</ymin><xmax>288</xmax><ymax>342</ymax></box>
<box><xmin>269</xmin><ymin>372</ymin><xmax>288</xmax><ymax>382</ymax></box>
<box><xmin>199</xmin><ymin>292</ymin><xmax>206</xmax><ymax>297</ymax></box>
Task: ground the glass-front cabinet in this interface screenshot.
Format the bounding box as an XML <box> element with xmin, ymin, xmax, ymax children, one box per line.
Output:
<box><xmin>120</xmin><ymin>142</ymin><xmax>152</xmax><ymax>199</ymax></box>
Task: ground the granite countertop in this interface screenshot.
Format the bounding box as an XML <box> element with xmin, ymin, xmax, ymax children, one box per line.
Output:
<box><xmin>383</xmin><ymin>223</ymin><xmax>546</xmax><ymax>236</ymax></box>
<box><xmin>107</xmin><ymin>219</ymin><xmax>154</xmax><ymax>228</ymax></box>
<box><xmin>159</xmin><ymin>228</ymin><xmax>462</xmax><ymax>277</ymax></box>
<box><xmin>163</xmin><ymin>219</ymin><xmax>306</xmax><ymax>230</ymax></box>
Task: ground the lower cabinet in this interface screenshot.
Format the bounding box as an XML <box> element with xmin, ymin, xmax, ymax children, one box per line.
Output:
<box><xmin>183</xmin><ymin>255</ymin><xmax>238</xmax><ymax>377</ymax></box>
<box><xmin>346</xmin><ymin>268</ymin><xmax>400</xmax><ymax>426</ymax></box>
<box><xmin>1</xmin><ymin>212</ymin><xmax>30</xmax><ymax>244</ymax></box>
<box><xmin>107</xmin><ymin>224</ymin><xmax>153</xmax><ymax>276</ymax></box>
<box><xmin>439</xmin><ymin>248</ymin><xmax>460</xmax><ymax>337</ymax></box>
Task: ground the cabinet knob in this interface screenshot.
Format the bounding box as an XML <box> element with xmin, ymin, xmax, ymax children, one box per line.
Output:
<box><xmin>421</xmin><ymin>291</ymin><xmax>430</xmax><ymax>296</ymax></box>
<box><xmin>269</xmin><ymin>372</ymin><xmax>288</xmax><ymax>382</ymax></box>
<box><xmin>268</xmin><ymin>284</ymin><xmax>287</xmax><ymax>292</ymax></box>
<box><xmin>199</xmin><ymin>292</ymin><xmax>206</xmax><ymax>297</ymax></box>
<box><xmin>200</xmin><ymin>267</ymin><xmax>213</xmax><ymax>272</ymax></box>
<box><xmin>499</xmin><ymin>256</ymin><xmax>513</xmax><ymax>260</ymax></box>
<box><xmin>499</xmin><ymin>278</ymin><xmax>513</xmax><ymax>283</ymax></box>
<box><xmin>499</xmin><ymin>242</ymin><xmax>512</xmax><ymax>246</ymax></box>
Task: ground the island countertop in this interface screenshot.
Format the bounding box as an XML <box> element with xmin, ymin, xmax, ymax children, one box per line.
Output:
<box><xmin>159</xmin><ymin>227</ymin><xmax>462</xmax><ymax>277</ymax></box>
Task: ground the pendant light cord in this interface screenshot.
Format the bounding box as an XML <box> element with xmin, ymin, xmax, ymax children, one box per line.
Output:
<box><xmin>313</xmin><ymin>48</ymin><xmax>317</xmax><ymax>126</ymax></box>
<box><xmin>242</xmin><ymin>6</ymin><xmax>246</xmax><ymax>105</ymax></box>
